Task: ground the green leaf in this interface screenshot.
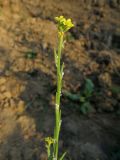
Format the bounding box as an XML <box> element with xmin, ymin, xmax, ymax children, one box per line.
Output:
<box><xmin>59</xmin><ymin>152</ymin><xmax>67</xmax><ymax>160</ymax></box>
<box><xmin>84</xmin><ymin>79</ymin><xmax>94</xmax><ymax>98</ymax></box>
<box><xmin>80</xmin><ymin>102</ymin><xmax>93</xmax><ymax>115</ymax></box>
<box><xmin>25</xmin><ymin>51</ymin><xmax>37</xmax><ymax>59</ymax></box>
<box><xmin>64</xmin><ymin>91</ymin><xmax>80</xmax><ymax>101</ymax></box>
<box><xmin>79</xmin><ymin>96</ymin><xmax>85</xmax><ymax>102</ymax></box>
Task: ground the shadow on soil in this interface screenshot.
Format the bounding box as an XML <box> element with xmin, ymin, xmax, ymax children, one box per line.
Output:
<box><xmin>14</xmin><ymin>55</ymin><xmax>120</xmax><ymax>160</ymax></box>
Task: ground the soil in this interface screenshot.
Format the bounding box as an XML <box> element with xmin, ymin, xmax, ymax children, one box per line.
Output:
<box><xmin>0</xmin><ymin>0</ymin><xmax>120</xmax><ymax>160</ymax></box>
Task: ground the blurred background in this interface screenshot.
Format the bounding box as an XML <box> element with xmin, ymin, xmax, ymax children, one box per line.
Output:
<box><xmin>0</xmin><ymin>0</ymin><xmax>120</xmax><ymax>160</ymax></box>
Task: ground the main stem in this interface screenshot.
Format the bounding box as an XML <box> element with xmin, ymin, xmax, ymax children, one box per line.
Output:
<box><xmin>54</xmin><ymin>33</ymin><xmax>64</xmax><ymax>160</ymax></box>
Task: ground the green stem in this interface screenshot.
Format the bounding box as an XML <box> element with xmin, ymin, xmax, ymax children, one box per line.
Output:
<box><xmin>54</xmin><ymin>33</ymin><xmax>64</xmax><ymax>160</ymax></box>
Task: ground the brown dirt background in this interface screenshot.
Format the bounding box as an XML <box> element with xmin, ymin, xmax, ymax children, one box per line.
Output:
<box><xmin>0</xmin><ymin>0</ymin><xmax>120</xmax><ymax>160</ymax></box>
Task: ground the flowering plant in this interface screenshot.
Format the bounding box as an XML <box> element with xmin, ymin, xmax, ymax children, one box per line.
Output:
<box><xmin>45</xmin><ymin>16</ymin><xmax>74</xmax><ymax>160</ymax></box>
<box><xmin>55</xmin><ymin>16</ymin><xmax>74</xmax><ymax>32</ymax></box>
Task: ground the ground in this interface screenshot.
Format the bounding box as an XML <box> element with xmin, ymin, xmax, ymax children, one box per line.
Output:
<box><xmin>0</xmin><ymin>0</ymin><xmax>120</xmax><ymax>160</ymax></box>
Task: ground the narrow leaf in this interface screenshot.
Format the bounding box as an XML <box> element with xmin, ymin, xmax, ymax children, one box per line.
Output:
<box><xmin>84</xmin><ymin>78</ymin><xmax>94</xmax><ymax>97</ymax></box>
<box><xmin>59</xmin><ymin>152</ymin><xmax>67</xmax><ymax>160</ymax></box>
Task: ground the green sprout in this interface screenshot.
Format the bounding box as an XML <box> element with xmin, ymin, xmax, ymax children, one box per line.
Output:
<box><xmin>24</xmin><ymin>51</ymin><xmax>37</xmax><ymax>60</ymax></box>
<box><xmin>64</xmin><ymin>78</ymin><xmax>94</xmax><ymax>115</ymax></box>
<box><xmin>45</xmin><ymin>16</ymin><xmax>74</xmax><ymax>160</ymax></box>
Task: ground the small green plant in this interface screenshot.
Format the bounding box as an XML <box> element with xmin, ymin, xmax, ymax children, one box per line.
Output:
<box><xmin>64</xmin><ymin>78</ymin><xmax>94</xmax><ymax>114</ymax></box>
<box><xmin>24</xmin><ymin>51</ymin><xmax>37</xmax><ymax>60</ymax></box>
<box><xmin>45</xmin><ymin>16</ymin><xmax>74</xmax><ymax>160</ymax></box>
<box><xmin>80</xmin><ymin>78</ymin><xmax>94</xmax><ymax>114</ymax></box>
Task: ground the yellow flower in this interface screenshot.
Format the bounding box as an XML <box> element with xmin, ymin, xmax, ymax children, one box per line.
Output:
<box><xmin>55</xmin><ymin>16</ymin><xmax>65</xmax><ymax>22</ymax></box>
<box><xmin>55</xmin><ymin>16</ymin><xmax>74</xmax><ymax>32</ymax></box>
<box><xmin>45</xmin><ymin>137</ymin><xmax>54</xmax><ymax>147</ymax></box>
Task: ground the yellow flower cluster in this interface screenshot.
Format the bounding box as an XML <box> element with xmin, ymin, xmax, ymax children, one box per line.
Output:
<box><xmin>45</xmin><ymin>137</ymin><xmax>54</xmax><ymax>147</ymax></box>
<box><xmin>55</xmin><ymin>16</ymin><xmax>74</xmax><ymax>32</ymax></box>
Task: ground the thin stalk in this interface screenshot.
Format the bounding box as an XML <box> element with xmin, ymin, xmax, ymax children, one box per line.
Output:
<box><xmin>45</xmin><ymin>16</ymin><xmax>74</xmax><ymax>160</ymax></box>
<box><xmin>53</xmin><ymin>33</ymin><xmax>64</xmax><ymax>160</ymax></box>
